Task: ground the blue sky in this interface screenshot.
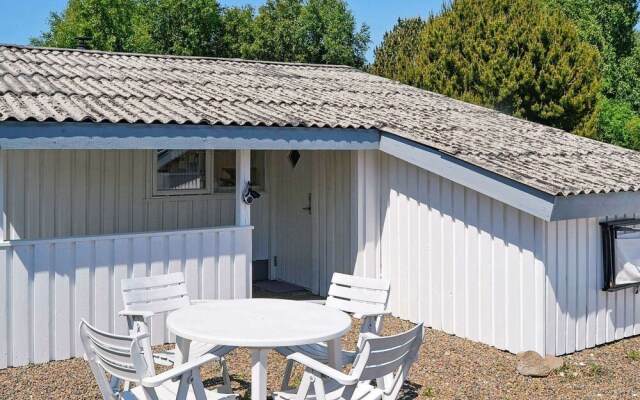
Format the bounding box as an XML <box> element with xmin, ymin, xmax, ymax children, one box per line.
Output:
<box><xmin>0</xmin><ymin>0</ymin><xmax>443</xmax><ymax>61</ymax></box>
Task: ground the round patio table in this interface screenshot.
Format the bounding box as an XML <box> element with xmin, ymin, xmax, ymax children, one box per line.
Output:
<box><xmin>166</xmin><ymin>298</ymin><xmax>352</xmax><ymax>400</ymax></box>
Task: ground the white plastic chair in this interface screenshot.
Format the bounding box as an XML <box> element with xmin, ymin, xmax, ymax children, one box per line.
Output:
<box><xmin>274</xmin><ymin>323</ymin><xmax>424</xmax><ymax>400</ymax></box>
<box><xmin>277</xmin><ymin>273</ymin><xmax>391</xmax><ymax>389</ymax></box>
<box><xmin>79</xmin><ymin>319</ymin><xmax>236</xmax><ymax>400</ymax></box>
<box><xmin>120</xmin><ymin>272</ymin><xmax>235</xmax><ymax>391</ymax></box>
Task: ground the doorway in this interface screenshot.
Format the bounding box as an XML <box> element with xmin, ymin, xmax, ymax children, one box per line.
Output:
<box><xmin>270</xmin><ymin>150</ymin><xmax>313</xmax><ymax>289</ymax></box>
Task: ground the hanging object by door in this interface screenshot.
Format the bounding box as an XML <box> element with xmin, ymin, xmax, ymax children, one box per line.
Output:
<box><xmin>288</xmin><ymin>150</ymin><xmax>301</xmax><ymax>168</ymax></box>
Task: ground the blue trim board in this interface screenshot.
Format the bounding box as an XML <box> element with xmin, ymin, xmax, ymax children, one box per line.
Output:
<box><xmin>0</xmin><ymin>122</ymin><xmax>380</xmax><ymax>150</ymax></box>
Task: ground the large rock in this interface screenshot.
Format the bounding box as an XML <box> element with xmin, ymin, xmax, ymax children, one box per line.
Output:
<box><xmin>516</xmin><ymin>351</ymin><xmax>551</xmax><ymax>377</ymax></box>
<box><xmin>544</xmin><ymin>354</ymin><xmax>564</xmax><ymax>371</ymax></box>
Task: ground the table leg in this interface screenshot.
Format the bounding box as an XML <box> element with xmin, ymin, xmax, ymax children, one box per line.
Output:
<box><xmin>174</xmin><ymin>336</ymin><xmax>191</xmax><ymax>366</ymax></box>
<box><xmin>327</xmin><ymin>338</ymin><xmax>342</xmax><ymax>370</ymax></box>
<box><xmin>251</xmin><ymin>348</ymin><xmax>269</xmax><ymax>400</ymax></box>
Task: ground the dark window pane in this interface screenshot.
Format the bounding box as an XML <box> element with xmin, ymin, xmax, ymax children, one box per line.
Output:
<box><xmin>156</xmin><ymin>150</ymin><xmax>206</xmax><ymax>191</ymax></box>
<box><xmin>214</xmin><ymin>150</ymin><xmax>265</xmax><ymax>192</ymax></box>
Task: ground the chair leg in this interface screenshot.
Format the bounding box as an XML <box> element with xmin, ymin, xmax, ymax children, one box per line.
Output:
<box><xmin>219</xmin><ymin>357</ymin><xmax>233</xmax><ymax>394</ymax></box>
<box><xmin>281</xmin><ymin>358</ymin><xmax>295</xmax><ymax>391</ymax></box>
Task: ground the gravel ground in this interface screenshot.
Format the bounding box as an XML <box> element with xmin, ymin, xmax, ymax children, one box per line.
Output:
<box><xmin>3</xmin><ymin>316</ymin><xmax>640</xmax><ymax>399</ymax></box>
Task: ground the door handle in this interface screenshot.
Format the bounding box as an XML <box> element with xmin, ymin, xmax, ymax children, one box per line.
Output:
<box><xmin>302</xmin><ymin>193</ymin><xmax>311</xmax><ymax>215</ymax></box>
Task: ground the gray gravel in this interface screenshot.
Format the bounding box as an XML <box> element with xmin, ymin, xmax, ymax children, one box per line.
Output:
<box><xmin>3</xmin><ymin>316</ymin><xmax>640</xmax><ymax>399</ymax></box>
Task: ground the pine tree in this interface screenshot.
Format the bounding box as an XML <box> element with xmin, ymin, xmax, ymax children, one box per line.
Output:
<box><xmin>371</xmin><ymin>0</ymin><xmax>602</xmax><ymax>137</ymax></box>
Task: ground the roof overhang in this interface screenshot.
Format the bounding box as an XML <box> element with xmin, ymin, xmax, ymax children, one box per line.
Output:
<box><xmin>0</xmin><ymin>121</ymin><xmax>380</xmax><ymax>150</ymax></box>
<box><xmin>0</xmin><ymin>121</ymin><xmax>637</xmax><ymax>222</ymax></box>
<box><xmin>379</xmin><ymin>133</ymin><xmax>640</xmax><ymax>222</ymax></box>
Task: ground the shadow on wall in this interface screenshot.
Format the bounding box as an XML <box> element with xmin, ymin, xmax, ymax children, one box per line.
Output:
<box><xmin>379</xmin><ymin>152</ymin><xmax>545</xmax><ymax>355</ymax></box>
<box><xmin>545</xmin><ymin>216</ymin><xmax>640</xmax><ymax>356</ymax></box>
<box><xmin>379</xmin><ymin>152</ymin><xmax>638</xmax><ymax>356</ymax></box>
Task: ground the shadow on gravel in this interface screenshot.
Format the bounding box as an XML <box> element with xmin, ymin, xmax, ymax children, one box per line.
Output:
<box><xmin>398</xmin><ymin>380</ymin><xmax>422</xmax><ymax>399</ymax></box>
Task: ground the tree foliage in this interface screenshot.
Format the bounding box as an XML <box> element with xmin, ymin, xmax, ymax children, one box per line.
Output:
<box><xmin>30</xmin><ymin>0</ymin><xmax>138</xmax><ymax>51</ymax></box>
<box><xmin>368</xmin><ymin>18</ymin><xmax>426</xmax><ymax>83</ymax></box>
<box><xmin>135</xmin><ymin>0</ymin><xmax>224</xmax><ymax>56</ymax></box>
<box><xmin>597</xmin><ymin>95</ymin><xmax>640</xmax><ymax>150</ymax></box>
<box><xmin>545</xmin><ymin>0</ymin><xmax>640</xmax><ymax>149</ymax></box>
<box><xmin>371</xmin><ymin>0</ymin><xmax>602</xmax><ymax>137</ymax></box>
<box><xmin>246</xmin><ymin>0</ymin><xmax>369</xmax><ymax>66</ymax></box>
<box><xmin>30</xmin><ymin>0</ymin><xmax>370</xmax><ymax>67</ymax></box>
<box><xmin>544</xmin><ymin>0</ymin><xmax>640</xmax><ymax>106</ymax></box>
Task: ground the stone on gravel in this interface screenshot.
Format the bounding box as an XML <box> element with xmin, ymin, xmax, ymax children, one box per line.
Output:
<box><xmin>545</xmin><ymin>354</ymin><xmax>564</xmax><ymax>370</ymax></box>
<box><xmin>516</xmin><ymin>351</ymin><xmax>552</xmax><ymax>377</ymax></box>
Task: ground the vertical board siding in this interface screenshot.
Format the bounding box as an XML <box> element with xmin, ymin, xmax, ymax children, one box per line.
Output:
<box><xmin>545</xmin><ymin>215</ymin><xmax>640</xmax><ymax>356</ymax></box>
<box><xmin>378</xmin><ymin>153</ymin><xmax>546</xmax><ymax>355</ymax></box>
<box><xmin>3</xmin><ymin>150</ymin><xmax>269</xmax><ymax>261</ymax></box>
<box><xmin>351</xmin><ymin>150</ymin><xmax>380</xmax><ymax>281</ymax></box>
<box><xmin>272</xmin><ymin>150</ymin><xmax>353</xmax><ymax>296</ymax></box>
<box><xmin>313</xmin><ymin>151</ymin><xmax>354</xmax><ymax>296</ymax></box>
<box><xmin>0</xmin><ymin>227</ymin><xmax>252</xmax><ymax>368</ymax></box>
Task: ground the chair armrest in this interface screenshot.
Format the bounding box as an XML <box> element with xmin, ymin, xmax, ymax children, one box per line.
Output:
<box><xmin>286</xmin><ymin>353</ymin><xmax>358</xmax><ymax>386</ymax></box>
<box><xmin>359</xmin><ymin>332</ymin><xmax>379</xmax><ymax>341</ymax></box>
<box><xmin>353</xmin><ymin>310</ymin><xmax>391</xmax><ymax>319</ymax></box>
<box><xmin>118</xmin><ymin>310</ymin><xmax>155</xmax><ymax>319</ymax></box>
<box><xmin>141</xmin><ymin>353</ymin><xmax>218</xmax><ymax>387</ymax></box>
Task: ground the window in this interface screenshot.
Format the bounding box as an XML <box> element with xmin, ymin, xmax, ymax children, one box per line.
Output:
<box><xmin>151</xmin><ymin>150</ymin><xmax>266</xmax><ymax>196</ymax></box>
<box><xmin>154</xmin><ymin>150</ymin><xmax>208</xmax><ymax>195</ymax></box>
<box><xmin>601</xmin><ymin>219</ymin><xmax>640</xmax><ymax>292</ymax></box>
<box><xmin>213</xmin><ymin>150</ymin><xmax>265</xmax><ymax>193</ymax></box>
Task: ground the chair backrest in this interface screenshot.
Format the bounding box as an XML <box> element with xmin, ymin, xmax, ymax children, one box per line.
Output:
<box><xmin>122</xmin><ymin>272</ymin><xmax>191</xmax><ymax>315</ymax></box>
<box><xmin>325</xmin><ymin>273</ymin><xmax>390</xmax><ymax>316</ymax></box>
<box><xmin>352</xmin><ymin>323</ymin><xmax>424</xmax><ymax>400</ymax></box>
<box><xmin>79</xmin><ymin>319</ymin><xmax>153</xmax><ymax>399</ymax></box>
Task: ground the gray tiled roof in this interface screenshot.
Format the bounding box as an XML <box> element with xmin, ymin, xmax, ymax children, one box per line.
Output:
<box><xmin>1</xmin><ymin>44</ymin><xmax>639</xmax><ymax>196</ymax></box>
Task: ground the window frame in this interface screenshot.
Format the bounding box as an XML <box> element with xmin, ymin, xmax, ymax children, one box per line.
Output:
<box><xmin>151</xmin><ymin>149</ymin><xmax>213</xmax><ymax>197</ymax></box>
<box><xmin>601</xmin><ymin>218</ymin><xmax>640</xmax><ymax>292</ymax></box>
<box><xmin>149</xmin><ymin>150</ymin><xmax>267</xmax><ymax>198</ymax></box>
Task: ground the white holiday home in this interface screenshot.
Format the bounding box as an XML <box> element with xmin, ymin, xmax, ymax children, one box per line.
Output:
<box><xmin>1</xmin><ymin>44</ymin><xmax>640</xmax><ymax>369</ymax></box>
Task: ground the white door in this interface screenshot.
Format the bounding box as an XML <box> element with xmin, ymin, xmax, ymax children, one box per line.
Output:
<box><xmin>271</xmin><ymin>150</ymin><xmax>313</xmax><ymax>288</ymax></box>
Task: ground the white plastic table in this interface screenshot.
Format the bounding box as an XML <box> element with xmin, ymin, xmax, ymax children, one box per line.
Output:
<box><xmin>166</xmin><ymin>298</ymin><xmax>352</xmax><ymax>400</ymax></box>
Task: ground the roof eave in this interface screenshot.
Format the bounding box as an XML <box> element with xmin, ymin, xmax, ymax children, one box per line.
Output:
<box><xmin>0</xmin><ymin>120</ymin><xmax>637</xmax><ymax>221</ymax></box>
<box><xmin>379</xmin><ymin>133</ymin><xmax>640</xmax><ymax>222</ymax></box>
<box><xmin>0</xmin><ymin>121</ymin><xmax>380</xmax><ymax>150</ymax></box>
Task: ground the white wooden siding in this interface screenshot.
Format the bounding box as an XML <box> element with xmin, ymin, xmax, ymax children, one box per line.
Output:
<box><xmin>351</xmin><ymin>150</ymin><xmax>381</xmax><ymax>281</ymax></box>
<box><xmin>377</xmin><ymin>153</ymin><xmax>547</xmax><ymax>355</ymax></box>
<box><xmin>0</xmin><ymin>226</ymin><xmax>252</xmax><ymax>368</ymax></box>
<box><xmin>3</xmin><ymin>150</ymin><xmax>269</xmax><ymax>260</ymax></box>
<box><xmin>270</xmin><ymin>150</ymin><xmax>353</xmax><ymax>295</ymax></box>
<box><xmin>545</xmin><ymin>215</ymin><xmax>640</xmax><ymax>356</ymax></box>
<box><xmin>312</xmin><ymin>151</ymin><xmax>354</xmax><ymax>295</ymax></box>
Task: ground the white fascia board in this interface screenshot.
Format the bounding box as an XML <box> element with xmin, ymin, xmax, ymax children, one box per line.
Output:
<box><xmin>551</xmin><ymin>191</ymin><xmax>640</xmax><ymax>221</ymax></box>
<box><xmin>379</xmin><ymin>134</ymin><xmax>558</xmax><ymax>221</ymax></box>
<box><xmin>0</xmin><ymin>122</ymin><xmax>380</xmax><ymax>150</ymax></box>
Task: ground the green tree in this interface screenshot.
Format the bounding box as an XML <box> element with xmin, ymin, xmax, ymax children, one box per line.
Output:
<box><xmin>544</xmin><ymin>0</ymin><xmax>640</xmax><ymax>105</ymax></box>
<box><xmin>248</xmin><ymin>0</ymin><xmax>305</xmax><ymax>62</ymax></box>
<box><xmin>371</xmin><ymin>0</ymin><xmax>602</xmax><ymax>137</ymax></box>
<box><xmin>30</xmin><ymin>0</ymin><xmax>138</xmax><ymax>51</ymax></box>
<box><xmin>219</xmin><ymin>6</ymin><xmax>256</xmax><ymax>59</ymax></box>
<box><xmin>597</xmin><ymin>95</ymin><xmax>640</xmax><ymax>150</ymax></box>
<box><xmin>31</xmin><ymin>0</ymin><xmax>370</xmax><ymax>68</ymax></box>
<box><xmin>297</xmin><ymin>0</ymin><xmax>369</xmax><ymax>67</ymax></box>
<box><xmin>136</xmin><ymin>0</ymin><xmax>224</xmax><ymax>56</ymax></box>
<box><xmin>369</xmin><ymin>18</ymin><xmax>426</xmax><ymax>82</ymax></box>
<box><xmin>248</xmin><ymin>0</ymin><xmax>369</xmax><ymax>67</ymax></box>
